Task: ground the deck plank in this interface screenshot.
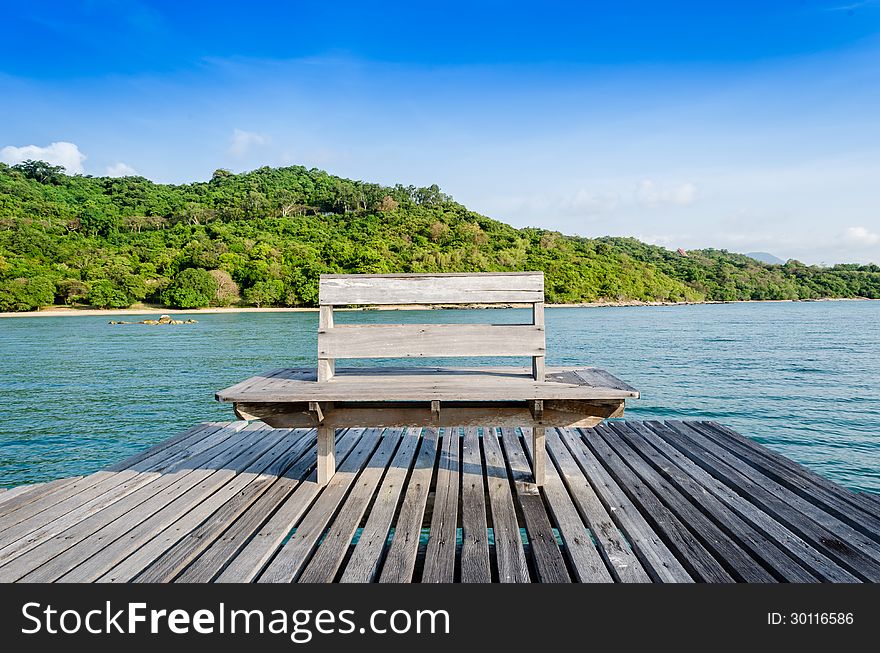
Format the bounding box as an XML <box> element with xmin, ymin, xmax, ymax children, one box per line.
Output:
<box><xmin>555</xmin><ymin>428</ymin><xmax>691</xmax><ymax>582</ymax></box>
<box><xmin>520</xmin><ymin>429</ymin><xmax>613</xmax><ymax>582</ymax></box>
<box><xmin>610</xmin><ymin>422</ymin><xmax>815</xmax><ymax>582</ymax></box>
<box><xmin>299</xmin><ymin>430</ymin><xmax>407</xmax><ymax>583</ymax></box>
<box><xmin>705</xmin><ymin>421</ymin><xmax>880</xmax><ymax>521</ymax></box>
<box><xmin>659</xmin><ymin>421</ymin><xmax>880</xmax><ymax>582</ymax></box>
<box><xmin>0</xmin><ymin>477</ymin><xmax>84</xmax><ymax>520</ymax></box>
<box><xmin>634</xmin><ymin>421</ymin><xmax>855</xmax><ymax>582</ymax></box>
<box><xmin>459</xmin><ymin>427</ymin><xmax>491</xmax><ymax>583</ymax></box>
<box><xmin>257</xmin><ymin>429</ymin><xmax>383</xmax><ymax>582</ymax></box>
<box><xmin>500</xmin><ymin>428</ymin><xmax>570</xmax><ymax>583</ymax></box>
<box><xmin>377</xmin><ymin>429</ymin><xmax>440</xmax><ymax>583</ymax></box>
<box><xmin>671</xmin><ymin>421</ymin><xmax>880</xmax><ymax>570</ymax></box>
<box><xmin>133</xmin><ymin>429</ymin><xmax>309</xmax><ymax>583</ymax></box>
<box><xmin>482</xmin><ymin>427</ymin><xmax>530</xmax><ymax>583</ymax></box>
<box><xmin>212</xmin><ymin>429</ymin><xmax>365</xmax><ymax>583</ymax></box>
<box><xmin>594</xmin><ymin>424</ymin><xmax>771</xmax><ymax>582</ymax></box>
<box><xmin>92</xmin><ymin>427</ymin><xmax>315</xmax><ymax>583</ymax></box>
<box><xmin>546</xmin><ymin>428</ymin><xmax>652</xmax><ymax>582</ymax></box>
<box><xmin>422</xmin><ymin>429</ymin><xmax>461</xmax><ymax>583</ymax></box>
<box><xmin>580</xmin><ymin>427</ymin><xmax>733</xmax><ymax>582</ymax></box>
<box><xmin>690</xmin><ymin>422</ymin><xmax>880</xmax><ymax>542</ymax></box>
<box><xmin>20</xmin><ymin>425</ymin><xmax>284</xmax><ymax>583</ymax></box>
<box><xmin>0</xmin><ymin>423</ymin><xmax>249</xmax><ymax>570</ymax></box>
<box><xmin>339</xmin><ymin>428</ymin><xmax>422</xmax><ymax>583</ymax></box>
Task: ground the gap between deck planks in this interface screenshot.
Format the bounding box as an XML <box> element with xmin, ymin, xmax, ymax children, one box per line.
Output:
<box><xmin>1</xmin><ymin>420</ymin><xmax>878</xmax><ymax>583</ymax></box>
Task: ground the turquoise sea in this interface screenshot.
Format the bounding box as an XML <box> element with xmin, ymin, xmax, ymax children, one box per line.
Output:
<box><xmin>0</xmin><ymin>301</ymin><xmax>878</xmax><ymax>493</ymax></box>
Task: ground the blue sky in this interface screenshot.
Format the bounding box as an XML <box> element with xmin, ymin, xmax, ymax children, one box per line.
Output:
<box><xmin>2</xmin><ymin>1</ymin><xmax>880</xmax><ymax>264</ymax></box>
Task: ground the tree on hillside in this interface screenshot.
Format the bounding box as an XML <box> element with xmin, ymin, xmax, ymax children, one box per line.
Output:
<box><xmin>161</xmin><ymin>268</ymin><xmax>218</xmax><ymax>309</ymax></box>
<box><xmin>11</xmin><ymin>160</ymin><xmax>65</xmax><ymax>184</ymax></box>
<box><xmin>209</xmin><ymin>269</ymin><xmax>240</xmax><ymax>306</ymax></box>
<box><xmin>0</xmin><ymin>276</ymin><xmax>55</xmax><ymax>311</ymax></box>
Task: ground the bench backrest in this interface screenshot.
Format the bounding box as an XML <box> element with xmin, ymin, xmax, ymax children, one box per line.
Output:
<box><xmin>317</xmin><ymin>272</ymin><xmax>545</xmax><ymax>381</ymax></box>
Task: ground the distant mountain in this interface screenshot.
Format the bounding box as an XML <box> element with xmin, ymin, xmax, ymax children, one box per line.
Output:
<box><xmin>746</xmin><ymin>252</ymin><xmax>785</xmax><ymax>265</ymax></box>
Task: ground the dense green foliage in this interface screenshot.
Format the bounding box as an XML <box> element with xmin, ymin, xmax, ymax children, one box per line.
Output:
<box><xmin>1</xmin><ymin>161</ymin><xmax>878</xmax><ymax>311</ymax></box>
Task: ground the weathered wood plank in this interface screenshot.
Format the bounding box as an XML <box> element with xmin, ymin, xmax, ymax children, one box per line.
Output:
<box><xmin>239</xmin><ymin>402</ymin><xmax>618</xmax><ymax>430</ymax></box>
<box><xmin>212</xmin><ymin>429</ymin><xmax>364</xmax><ymax>583</ymax></box>
<box><xmin>546</xmin><ymin>429</ymin><xmax>652</xmax><ymax>582</ymax></box>
<box><xmin>257</xmin><ymin>429</ymin><xmax>383</xmax><ymax>582</ymax></box>
<box><xmin>338</xmin><ymin>428</ymin><xmax>421</xmax><ymax>583</ymax></box>
<box><xmin>218</xmin><ymin>366</ymin><xmax>639</xmax><ymax>403</ymax></box>
<box><xmin>23</xmin><ymin>426</ymin><xmax>284</xmax><ymax>583</ymax></box>
<box><xmin>0</xmin><ymin>470</ymin><xmax>156</xmax><ymax>553</ymax></box>
<box><xmin>580</xmin><ymin>427</ymin><xmax>734</xmax><ymax>582</ymax></box>
<box><xmin>673</xmin><ymin>421</ymin><xmax>880</xmax><ymax>566</ymax></box>
<box><xmin>7</xmin><ymin>418</ymin><xmax>877</xmax><ymax>584</ymax></box>
<box><xmin>459</xmin><ymin>427</ymin><xmax>491</xmax><ymax>583</ymax></box>
<box><xmin>572</xmin><ymin>368</ymin><xmax>640</xmax><ymax>395</ymax></box>
<box><xmin>213</xmin><ymin>368</ymin><xmax>288</xmax><ymax>402</ymax></box>
<box><xmin>317</xmin><ymin>425</ymin><xmax>335</xmax><ymax>486</ymax></box>
<box><xmin>659</xmin><ymin>421</ymin><xmax>880</xmax><ymax>582</ymax></box>
<box><xmin>705</xmin><ymin>421</ymin><xmax>880</xmax><ymax>520</ymax></box>
<box><xmin>422</xmin><ymin>429</ymin><xmax>461</xmax><ymax>582</ymax></box>
<box><xmin>499</xmin><ymin>428</ymin><xmax>569</xmax><ymax>582</ymax></box>
<box><xmin>481</xmin><ymin>427</ymin><xmax>530</xmax><ymax>582</ymax></box>
<box><xmin>134</xmin><ymin>429</ymin><xmax>310</xmax><ymax>583</ymax></box>
<box><xmin>595</xmin><ymin>424</ymin><xmax>775</xmax><ymax>582</ymax></box>
<box><xmin>3</xmin><ymin>424</ymin><xmax>273</xmax><ymax>582</ymax></box>
<box><xmin>0</xmin><ymin>473</ymin><xmax>119</xmax><ymax>529</ymax></box>
<box><xmin>519</xmin><ymin>429</ymin><xmax>613</xmax><ymax>582</ymax></box>
<box><xmin>0</xmin><ymin>477</ymin><xmax>83</xmax><ymax>520</ymax></box>
<box><xmin>318</xmin><ymin>305</ymin><xmax>335</xmax><ymax>382</ymax></box>
<box><xmin>0</xmin><ymin>424</ymin><xmax>250</xmax><ymax>568</ymax></box>
<box><xmin>556</xmin><ymin>428</ymin><xmax>691</xmax><ymax>582</ymax></box>
<box><xmin>610</xmin><ymin>422</ymin><xmax>815</xmax><ymax>582</ymax></box>
<box><xmin>320</xmin><ymin>324</ymin><xmax>545</xmax><ymax>360</ymax></box>
<box><xmin>0</xmin><ymin>482</ymin><xmax>47</xmax><ymax>508</ymax></box>
<box><xmin>89</xmin><ymin>427</ymin><xmax>310</xmax><ymax>583</ymax></box>
<box><xmin>376</xmin><ymin>430</ymin><xmax>440</xmax><ymax>583</ymax></box>
<box><xmin>532</xmin><ymin>301</ymin><xmax>545</xmax><ymax>381</ymax></box>
<box><xmin>174</xmin><ymin>432</ymin><xmax>320</xmax><ymax>583</ymax></box>
<box><xmin>299</xmin><ymin>430</ymin><xmax>407</xmax><ymax>583</ymax></box>
<box><xmin>634</xmin><ymin>421</ymin><xmax>855</xmax><ymax>582</ymax></box>
<box><xmin>691</xmin><ymin>422</ymin><xmax>880</xmax><ymax>542</ymax></box>
<box><xmin>319</xmin><ymin>272</ymin><xmax>544</xmax><ymax>306</ymax></box>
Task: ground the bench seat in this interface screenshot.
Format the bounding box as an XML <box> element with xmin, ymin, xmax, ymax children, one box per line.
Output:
<box><xmin>217</xmin><ymin>366</ymin><xmax>639</xmax><ymax>404</ymax></box>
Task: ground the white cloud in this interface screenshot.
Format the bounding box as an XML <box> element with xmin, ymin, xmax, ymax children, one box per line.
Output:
<box><xmin>842</xmin><ymin>226</ymin><xmax>880</xmax><ymax>246</ymax></box>
<box><xmin>228</xmin><ymin>129</ymin><xmax>268</xmax><ymax>157</ymax></box>
<box><xmin>0</xmin><ymin>141</ymin><xmax>86</xmax><ymax>174</ymax></box>
<box><xmin>106</xmin><ymin>162</ymin><xmax>138</xmax><ymax>177</ymax></box>
<box><xmin>635</xmin><ymin>179</ymin><xmax>697</xmax><ymax>207</ymax></box>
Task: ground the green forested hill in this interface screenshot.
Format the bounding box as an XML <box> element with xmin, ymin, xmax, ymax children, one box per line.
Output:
<box><xmin>1</xmin><ymin>161</ymin><xmax>878</xmax><ymax>311</ymax></box>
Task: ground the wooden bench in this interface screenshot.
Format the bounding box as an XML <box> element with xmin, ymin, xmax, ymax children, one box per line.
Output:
<box><xmin>216</xmin><ymin>272</ymin><xmax>638</xmax><ymax>486</ymax></box>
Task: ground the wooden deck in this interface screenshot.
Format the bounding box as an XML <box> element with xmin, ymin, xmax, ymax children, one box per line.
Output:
<box><xmin>1</xmin><ymin>420</ymin><xmax>879</xmax><ymax>583</ymax></box>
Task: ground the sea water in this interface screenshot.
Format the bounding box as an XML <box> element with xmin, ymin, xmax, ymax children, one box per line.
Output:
<box><xmin>0</xmin><ymin>300</ymin><xmax>877</xmax><ymax>492</ymax></box>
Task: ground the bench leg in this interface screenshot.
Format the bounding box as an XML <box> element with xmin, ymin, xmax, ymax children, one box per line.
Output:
<box><xmin>532</xmin><ymin>426</ymin><xmax>546</xmax><ymax>486</ymax></box>
<box><xmin>317</xmin><ymin>426</ymin><xmax>335</xmax><ymax>486</ymax></box>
